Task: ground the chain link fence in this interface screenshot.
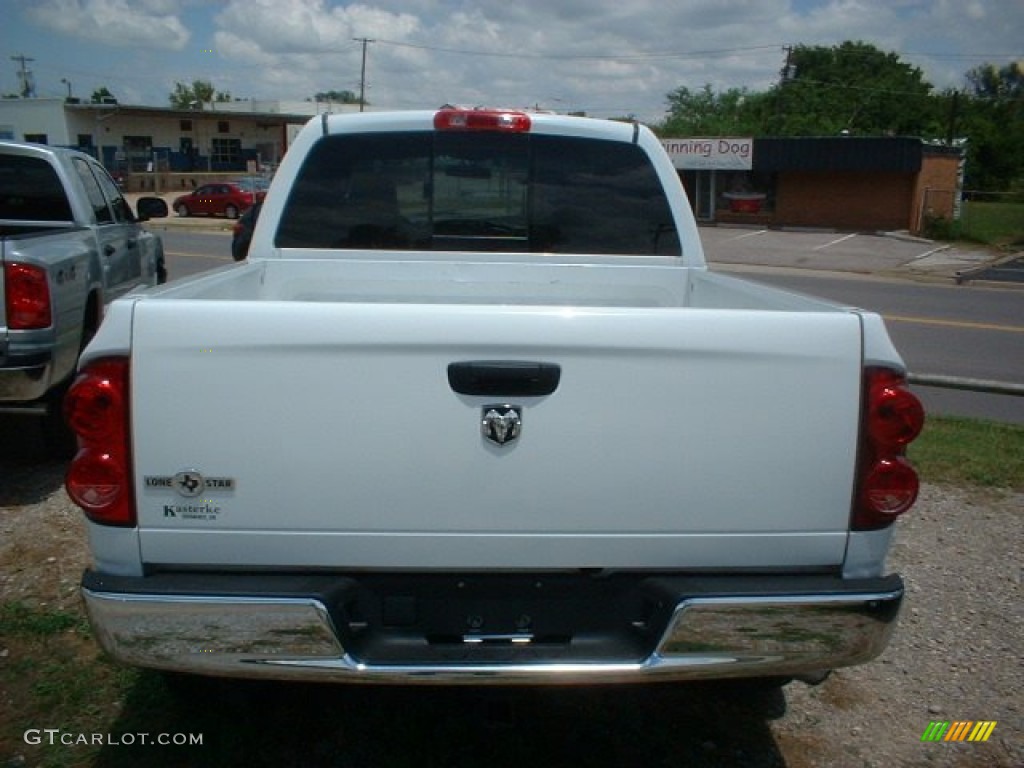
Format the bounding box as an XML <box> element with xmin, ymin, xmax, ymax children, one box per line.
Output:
<box><xmin>922</xmin><ymin>188</ymin><xmax>1024</xmax><ymax>246</ymax></box>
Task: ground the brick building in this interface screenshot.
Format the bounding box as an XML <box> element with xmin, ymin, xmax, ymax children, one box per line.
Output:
<box><xmin>664</xmin><ymin>136</ymin><xmax>962</xmax><ymax>235</ymax></box>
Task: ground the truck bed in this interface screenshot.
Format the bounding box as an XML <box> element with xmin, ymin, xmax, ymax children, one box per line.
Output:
<box><xmin>146</xmin><ymin>252</ymin><xmax>843</xmax><ymax>310</ymax></box>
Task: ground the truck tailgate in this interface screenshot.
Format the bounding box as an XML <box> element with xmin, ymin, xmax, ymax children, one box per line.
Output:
<box><xmin>131</xmin><ymin>300</ymin><xmax>863</xmax><ymax>570</ymax></box>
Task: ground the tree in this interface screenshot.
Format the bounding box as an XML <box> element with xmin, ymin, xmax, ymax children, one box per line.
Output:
<box><xmin>656</xmin><ymin>44</ymin><xmax>1022</xmax><ymax>194</ymax></box>
<box><xmin>767</xmin><ymin>41</ymin><xmax>939</xmax><ymax>136</ymax></box>
<box><xmin>169</xmin><ymin>80</ymin><xmax>232</xmax><ymax>109</ymax></box>
<box><xmin>966</xmin><ymin>61</ymin><xmax>1024</xmax><ymax>99</ymax></box>
<box><xmin>959</xmin><ymin>62</ymin><xmax>1024</xmax><ymax>190</ymax></box>
<box><xmin>313</xmin><ymin>90</ymin><xmax>360</xmax><ymax>104</ymax></box>
<box><xmin>660</xmin><ymin>84</ymin><xmax>772</xmax><ymax>136</ymax></box>
<box><xmin>90</xmin><ymin>86</ymin><xmax>116</xmax><ymax>104</ymax></box>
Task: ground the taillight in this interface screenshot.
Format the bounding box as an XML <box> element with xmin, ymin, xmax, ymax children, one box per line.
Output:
<box><xmin>853</xmin><ymin>367</ymin><xmax>925</xmax><ymax>530</ymax></box>
<box><xmin>868</xmin><ymin>371</ymin><xmax>925</xmax><ymax>446</ymax></box>
<box><xmin>4</xmin><ymin>262</ymin><xmax>52</xmax><ymax>330</ymax></box>
<box><xmin>65</xmin><ymin>358</ymin><xmax>136</xmax><ymax>527</ymax></box>
<box><xmin>434</xmin><ymin>108</ymin><xmax>532</xmax><ymax>132</ymax></box>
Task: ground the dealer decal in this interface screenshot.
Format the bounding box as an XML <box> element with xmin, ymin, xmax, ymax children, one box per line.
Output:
<box><xmin>145</xmin><ymin>471</ymin><xmax>236</xmax><ymax>521</ymax></box>
<box><xmin>162</xmin><ymin>502</ymin><xmax>222</xmax><ymax>521</ymax></box>
<box><xmin>144</xmin><ymin>470</ymin><xmax>237</xmax><ymax>498</ymax></box>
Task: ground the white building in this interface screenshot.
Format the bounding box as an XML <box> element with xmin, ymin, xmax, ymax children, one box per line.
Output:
<box><xmin>0</xmin><ymin>98</ymin><xmax>358</xmax><ymax>175</ymax></box>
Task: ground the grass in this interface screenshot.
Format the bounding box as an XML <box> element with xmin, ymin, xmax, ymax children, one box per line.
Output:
<box><xmin>0</xmin><ymin>602</ymin><xmax>87</xmax><ymax>637</ymax></box>
<box><xmin>952</xmin><ymin>200</ymin><xmax>1024</xmax><ymax>249</ymax></box>
<box><xmin>0</xmin><ymin>602</ymin><xmax>134</xmax><ymax>768</ymax></box>
<box><xmin>909</xmin><ymin>414</ymin><xmax>1024</xmax><ymax>491</ymax></box>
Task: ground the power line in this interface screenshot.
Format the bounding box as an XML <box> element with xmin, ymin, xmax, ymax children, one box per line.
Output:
<box><xmin>361</xmin><ymin>39</ymin><xmax>1020</xmax><ymax>66</ymax></box>
<box><xmin>372</xmin><ymin>39</ymin><xmax>780</xmax><ymax>62</ymax></box>
<box><xmin>782</xmin><ymin>75</ymin><xmax>1024</xmax><ymax>103</ymax></box>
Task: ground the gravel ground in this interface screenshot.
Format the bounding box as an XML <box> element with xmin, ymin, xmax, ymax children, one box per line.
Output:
<box><xmin>770</xmin><ymin>484</ymin><xmax>1022</xmax><ymax>767</ymax></box>
<box><xmin>1</xmin><ymin>457</ymin><xmax>1021</xmax><ymax>767</ymax></box>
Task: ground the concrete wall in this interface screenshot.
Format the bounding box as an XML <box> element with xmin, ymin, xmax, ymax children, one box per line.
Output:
<box><xmin>0</xmin><ymin>99</ymin><xmax>71</xmax><ymax>144</ymax></box>
<box><xmin>124</xmin><ymin>172</ymin><xmax>265</xmax><ymax>194</ymax></box>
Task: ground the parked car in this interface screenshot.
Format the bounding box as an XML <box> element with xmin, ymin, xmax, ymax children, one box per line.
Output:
<box><xmin>234</xmin><ymin>177</ymin><xmax>270</xmax><ymax>194</ymax></box>
<box><xmin>172</xmin><ymin>181</ymin><xmax>265</xmax><ymax>219</ymax></box>
<box><xmin>231</xmin><ymin>201</ymin><xmax>261</xmax><ymax>260</ymax></box>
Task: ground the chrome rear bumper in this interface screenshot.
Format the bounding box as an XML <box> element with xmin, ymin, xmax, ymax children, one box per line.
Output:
<box><xmin>0</xmin><ymin>348</ymin><xmax>53</xmax><ymax>406</ymax></box>
<box><xmin>82</xmin><ymin>572</ymin><xmax>902</xmax><ymax>685</ymax></box>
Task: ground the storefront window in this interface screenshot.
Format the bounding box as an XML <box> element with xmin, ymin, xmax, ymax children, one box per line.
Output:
<box><xmin>719</xmin><ymin>171</ymin><xmax>775</xmax><ymax>214</ymax></box>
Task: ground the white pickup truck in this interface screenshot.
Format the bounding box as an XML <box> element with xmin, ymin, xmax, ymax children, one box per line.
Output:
<box><xmin>66</xmin><ymin>108</ymin><xmax>925</xmax><ymax>687</ymax></box>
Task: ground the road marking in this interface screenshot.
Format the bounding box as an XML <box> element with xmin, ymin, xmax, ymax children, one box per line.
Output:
<box><xmin>911</xmin><ymin>245</ymin><xmax>952</xmax><ymax>261</ymax></box>
<box><xmin>814</xmin><ymin>233</ymin><xmax>858</xmax><ymax>250</ymax></box>
<box><xmin>725</xmin><ymin>229</ymin><xmax>768</xmax><ymax>241</ymax></box>
<box><xmin>884</xmin><ymin>314</ymin><xmax>1024</xmax><ymax>334</ymax></box>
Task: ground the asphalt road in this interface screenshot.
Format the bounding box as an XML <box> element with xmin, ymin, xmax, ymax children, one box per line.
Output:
<box><xmin>157</xmin><ymin>228</ymin><xmax>1024</xmax><ymax>425</ymax></box>
<box><xmin>972</xmin><ymin>254</ymin><xmax>1024</xmax><ymax>284</ymax></box>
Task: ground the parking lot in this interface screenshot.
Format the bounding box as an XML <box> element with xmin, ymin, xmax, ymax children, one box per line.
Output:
<box><xmin>137</xmin><ymin>192</ymin><xmax>1010</xmax><ymax>283</ymax></box>
<box><xmin>698</xmin><ymin>225</ymin><xmax>1001</xmax><ymax>280</ymax></box>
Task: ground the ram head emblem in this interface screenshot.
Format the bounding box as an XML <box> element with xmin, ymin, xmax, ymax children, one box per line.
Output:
<box><xmin>481</xmin><ymin>405</ymin><xmax>522</xmax><ymax>446</ymax></box>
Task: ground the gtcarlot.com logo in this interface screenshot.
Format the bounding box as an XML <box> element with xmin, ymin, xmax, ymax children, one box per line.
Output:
<box><xmin>921</xmin><ymin>721</ymin><xmax>997</xmax><ymax>743</ymax></box>
<box><xmin>24</xmin><ymin>729</ymin><xmax>203</xmax><ymax>747</ymax></box>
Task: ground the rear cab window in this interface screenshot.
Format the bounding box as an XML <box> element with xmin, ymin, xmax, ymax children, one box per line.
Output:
<box><xmin>276</xmin><ymin>132</ymin><xmax>680</xmax><ymax>256</ymax></box>
<box><xmin>0</xmin><ymin>153</ymin><xmax>73</xmax><ymax>222</ymax></box>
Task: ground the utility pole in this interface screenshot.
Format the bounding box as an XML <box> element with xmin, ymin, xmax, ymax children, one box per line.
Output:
<box><xmin>11</xmin><ymin>54</ymin><xmax>35</xmax><ymax>98</ymax></box>
<box><xmin>353</xmin><ymin>37</ymin><xmax>374</xmax><ymax>112</ymax></box>
<box><xmin>946</xmin><ymin>91</ymin><xmax>960</xmax><ymax>146</ymax></box>
<box><xmin>774</xmin><ymin>46</ymin><xmax>794</xmax><ymax>132</ymax></box>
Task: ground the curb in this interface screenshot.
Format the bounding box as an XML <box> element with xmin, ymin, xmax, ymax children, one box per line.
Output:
<box><xmin>953</xmin><ymin>252</ymin><xmax>1024</xmax><ymax>285</ymax></box>
<box><xmin>145</xmin><ymin>218</ymin><xmax>235</xmax><ymax>234</ymax></box>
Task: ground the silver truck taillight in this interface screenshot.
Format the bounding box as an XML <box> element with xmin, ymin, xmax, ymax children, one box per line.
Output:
<box><xmin>853</xmin><ymin>367</ymin><xmax>925</xmax><ymax>530</ymax></box>
<box><xmin>4</xmin><ymin>262</ymin><xmax>52</xmax><ymax>330</ymax></box>
<box><xmin>65</xmin><ymin>358</ymin><xmax>136</xmax><ymax>527</ymax></box>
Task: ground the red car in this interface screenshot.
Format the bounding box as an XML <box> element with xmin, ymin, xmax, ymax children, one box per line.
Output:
<box><xmin>172</xmin><ymin>180</ymin><xmax>266</xmax><ymax>219</ymax></box>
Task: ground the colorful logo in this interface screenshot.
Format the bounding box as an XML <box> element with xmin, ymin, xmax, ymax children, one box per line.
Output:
<box><xmin>921</xmin><ymin>721</ymin><xmax>997</xmax><ymax>742</ymax></box>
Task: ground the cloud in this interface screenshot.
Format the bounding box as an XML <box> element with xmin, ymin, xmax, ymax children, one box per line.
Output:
<box><xmin>25</xmin><ymin>0</ymin><xmax>191</xmax><ymax>51</ymax></box>
<box><xmin>32</xmin><ymin>0</ymin><xmax>1015</xmax><ymax>122</ymax></box>
<box><xmin>204</xmin><ymin>0</ymin><xmax>861</xmax><ymax>119</ymax></box>
<box><xmin>214</xmin><ymin>0</ymin><xmax>419</xmax><ymax>55</ymax></box>
<box><xmin>209</xmin><ymin>0</ymin><xmax>424</xmax><ymax>103</ymax></box>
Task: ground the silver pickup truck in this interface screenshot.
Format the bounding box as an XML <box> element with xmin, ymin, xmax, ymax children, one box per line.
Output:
<box><xmin>68</xmin><ymin>109</ymin><xmax>925</xmax><ymax>689</ymax></box>
<box><xmin>0</xmin><ymin>140</ymin><xmax>167</xmax><ymax>455</ymax></box>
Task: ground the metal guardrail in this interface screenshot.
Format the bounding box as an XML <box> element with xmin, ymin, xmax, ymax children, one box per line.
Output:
<box><xmin>909</xmin><ymin>373</ymin><xmax>1024</xmax><ymax>397</ymax></box>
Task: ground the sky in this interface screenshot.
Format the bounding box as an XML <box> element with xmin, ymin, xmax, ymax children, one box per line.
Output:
<box><xmin>2</xmin><ymin>0</ymin><xmax>1022</xmax><ymax>124</ymax></box>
